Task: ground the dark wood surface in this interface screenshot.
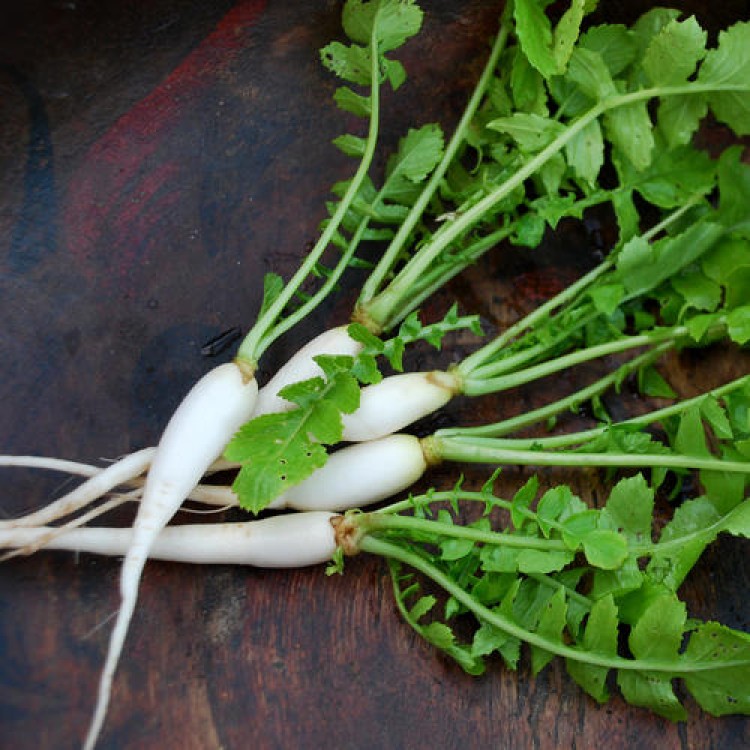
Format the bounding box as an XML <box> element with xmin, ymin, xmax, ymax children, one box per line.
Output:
<box><xmin>0</xmin><ymin>1</ymin><xmax>748</xmax><ymax>748</ymax></box>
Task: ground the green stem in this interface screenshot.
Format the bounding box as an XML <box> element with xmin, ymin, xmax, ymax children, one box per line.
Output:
<box><xmin>357</xmin><ymin>535</ymin><xmax>744</xmax><ymax>673</ymax></box>
<box><xmin>376</xmin><ymin>489</ymin><xmax>513</xmax><ymax>516</ymax></box>
<box><xmin>442</xmin><ymin>344</ymin><xmax>671</xmax><ymax>439</ymax></box>
<box><xmin>385</xmin><ymin>226</ymin><xmax>515</xmax><ymax>327</ymax></box>
<box><xmin>427</xmin><ymin>435</ymin><xmax>750</xmax><ymax>474</ymax></box>
<box><xmin>461</xmin><ymin>327</ymin><xmax>687</xmax><ymax>397</ymax></box>
<box><xmin>359</xmin><ymin>512</ymin><xmax>568</xmax><ymax>552</ymax></box>
<box><xmin>458</xmin><ymin>196</ymin><xmax>706</xmax><ymax>378</ymax></box>
<box><xmin>489</xmin><ymin>373</ymin><xmax>750</xmax><ymax>451</ymax></box>
<box><xmin>235</xmin><ymin>28</ymin><xmax>383</xmax><ymax>365</ymax></box>
<box><xmin>357</xmin><ymin>11</ymin><xmax>512</xmax><ymax>307</ymax></box>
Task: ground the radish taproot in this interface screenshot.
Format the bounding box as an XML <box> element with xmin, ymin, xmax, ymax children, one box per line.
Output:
<box><xmin>0</xmin><ymin>511</ymin><xmax>338</xmax><ymax>567</ymax></box>
<box><xmin>83</xmin><ymin>361</ymin><xmax>259</xmax><ymax>750</ymax></box>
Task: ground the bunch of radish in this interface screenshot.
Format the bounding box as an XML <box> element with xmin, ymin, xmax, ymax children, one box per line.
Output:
<box><xmin>2</xmin><ymin>1</ymin><xmax>750</xmax><ymax>746</ymax></box>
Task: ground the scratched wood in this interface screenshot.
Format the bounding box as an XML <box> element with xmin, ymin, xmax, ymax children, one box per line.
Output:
<box><xmin>0</xmin><ymin>1</ymin><xmax>748</xmax><ymax>748</ymax></box>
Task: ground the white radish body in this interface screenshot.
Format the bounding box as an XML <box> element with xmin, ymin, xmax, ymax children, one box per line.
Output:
<box><xmin>0</xmin><ymin>448</ymin><xmax>156</xmax><ymax>529</ymax></box>
<box><xmin>254</xmin><ymin>325</ymin><xmax>363</xmax><ymax>416</ymax></box>
<box><xmin>341</xmin><ymin>371</ymin><xmax>457</xmax><ymax>442</ymax></box>
<box><xmin>85</xmin><ymin>361</ymin><xmax>258</xmax><ymax>750</ymax></box>
<box><xmin>270</xmin><ymin>434</ymin><xmax>427</xmax><ymax>511</ymax></box>
<box><xmin>0</xmin><ymin>512</ymin><xmax>338</xmax><ymax>567</ymax></box>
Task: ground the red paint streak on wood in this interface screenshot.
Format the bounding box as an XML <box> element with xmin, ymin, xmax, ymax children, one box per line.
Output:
<box><xmin>513</xmin><ymin>267</ymin><xmax>579</xmax><ymax>306</ymax></box>
<box><xmin>64</xmin><ymin>0</ymin><xmax>267</xmax><ymax>291</ymax></box>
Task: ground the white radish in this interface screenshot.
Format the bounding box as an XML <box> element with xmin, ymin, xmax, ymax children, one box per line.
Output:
<box><xmin>0</xmin><ymin>512</ymin><xmax>338</xmax><ymax>567</ymax></box>
<box><xmin>84</xmin><ymin>360</ymin><xmax>258</xmax><ymax>750</ymax></box>
<box><xmin>254</xmin><ymin>325</ymin><xmax>363</xmax><ymax>416</ymax></box>
<box><xmin>341</xmin><ymin>370</ymin><xmax>458</xmax><ymax>442</ymax></box>
<box><xmin>0</xmin><ymin>448</ymin><xmax>156</xmax><ymax>529</ymax></box>
<box><xmin>270</xmin><ymin>433</ymin><xmax>428</xmax><ymax>511</ymax></box>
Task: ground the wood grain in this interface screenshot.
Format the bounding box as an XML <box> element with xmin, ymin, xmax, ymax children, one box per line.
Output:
<box><xmin>0</xmin><ymin>1</ymin><xmax>748</xmax><ymax>748</ymax></box>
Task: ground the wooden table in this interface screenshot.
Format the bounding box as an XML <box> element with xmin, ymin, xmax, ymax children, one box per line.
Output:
<box><xmin>0</xmin><ymin>1</ymin><xmax>747</xmax><ymax>747</ymax></box>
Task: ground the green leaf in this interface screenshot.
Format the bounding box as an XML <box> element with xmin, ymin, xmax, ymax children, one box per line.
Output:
<box><xmin>422</xmin><ymin>621</ymin><xmax>485</xmax><ymax>675</ymax></box>
<box><xmin>631</xmin><ymin>8</ymin><xmax>681</xmax><ymax>60</ymax></box>
<box><xmin>531</xmin><ymin>587</ymin><xmax>568</xmax><ymax>675</ymax></box>
<box><xmin>512</xmin><ymin>212</ymin><xmax>546</xmax><ymax>248</ymax></box>
<box><xmin>727</xmin><ymin>307</ymin><xmax>750</xmax><ymax>345</ymax></box>
<box><xmin>566</xmin><ymin>47</ymin><xmax>617</xmax><ymax>100</ymax></box>
<box><xmin>617</xmin><ymin>595</ymin><xmax>688</xmax><ymax>721</ymax></box>
<box><xmin>600</xmin><ymin>475</ymin><xmax>654</xmax><ymax>543</ymax></box>
<box><xmin>631</xmin><ymin>594</ymin><xmax>686</xmax><ymax>660</ymax></box>
<box><xmin>588</xmin><ymin>282</ymin><xmax>624</xmax><ymax>316</ymax></box>
<box><xmin>472</xmin><ymin>620</ymin><xmax>520</xmax><ymax>670</ymax></box>
<box><xmin>320</xmin><ymin>41</ymin><xmax>372</xmax><ymax>85</ymax></box>
<box><xmin>638</xmin><ymin>366</ymin><xmax>677</xmax><ymax>399</ymax></box>
<box><xmin>703</xmin><ymin>236</ymin><xmax>750</xmax><ymax>286</ymax></box>
<box><xmin>611</xmin><ymin>189</ymin><xmax>639</xmax><ymax>241</ymax></box>
<box><xmin>604</xmin><ymin>100</ymin><xmax>654</xmax><ymax>172</ymax></box>
<box><xmin>647</xmin><ymin>496</ymin><xmax>722</xmax><ymax>590</ymax></box>
<box><xmin>536</xmin><ymin>485</ymin><xmax>578</xmax><ymax>537</ymax></box>
<box><xmin>440</xmin><ymin>536</ymin><xmax>475</xmax><ymax>562</ymax></box>
<box><xmin>566</xmin><ymin>595</ymin><xmax>619</xmax><ymax>702</ymax></box>
<box><xmin>580</xmin><ymin>24</ymin><xmax>636</xmax><ymax>76</ymax></box>
<box><xmin>643</xmin><ymin>17</ymin><xmax>706</xmax><ymax>87</ymax></box>
<box><xmin>698</xmin><ymin>21</ymin><xmax>750</xmax><ymax>136</ymax></box>
<box><xmin>700</xmin><ymin>396</ymin><xmax>734</xmax><ymax>441</ymax></box>
<box><xmin>716</xmin><ymin>147</ymin><xmax>750</xmax><ymax>236</ymax></box>
<box><xmin>383</xmin><ymin>124</ymin><xmax>445</xmax><ymax>202</ymax></box>
<box><xmin>511</xmin><ymin>475</ymin><xmax>539</xmax><ymax>529</ymax></box>
<box><xmin>701</xmin><ymin>468</ymin><xmax>746</xmax><ymax>515</ymax></box>
<box><xmin>259</xmin><ymin>273</ymin><xmax>284</xmax><ymax>319</ymax></box>
<box><xmin>515</xmin><ymin>0</ymin><xmax>590</xmax><ymax>78</ymax></box>
<box><xmin>720</xmin><ymin>498</ymin><xmax>750</xmax><ymax>538</ymax></box>
<box><xmin>333</xmin><ymin>86</ymin><xmax>371</xmax><ymax>117</ymax></box>
<box><xmin>674</xmin><ymin>405</ymin><xmax>710</xmax><ymax>458</ymax></box>
<box><xmin>225</xmin><ymin>356</ymin><xmax>361</xmax><ymax>512</ymax></box>
<box><xmin>382</xmin><ymin>58</ymin><xmax>407</xmax><ymax>90</ymax></box>
<box><xmin>681</xmin><ymin>622</ymin><xmax>750</xmax><ymax>715</ymax></box>
<box><xmin>487</xmin><ymin>113</ymin><xmax>565</xmax><ymax>153</ymax></box>
<box><xmin>513</xmin><ymin>0</ymin><xmax>557</xmax><ymax>79</ymax></box>
<box><xmin>616</xmin><ymin>140</ymin><xmax>716</xmax><ymax>210</ymax></box>
<box><xmin>551</xmin><ymin>0</ymin><xmax>589</xmax><ymax>72</ymax></box>
<box><xmin>510</xmin><ymin>46</ymin><xmax>546</xmax><ymax>113</ymax></box>
<box><xmin>333</xmin><ymin>133</ymin><xmax>367</xmax><ymax>157</ymax></box>
<box><xmin>582</xmin><ymin>530</ymin><xmax>628</xmax><ymax>570</ymax></box>
<box><xmin>590</xmin><ymin>559</ymin><xmax>643</xmax><ymax>602</ymax></box>
<box><xmin>657</xmin><ymin>94</ymin><xmax>709</xmax><ymax>149</ymax></box>
<box><xmin>342</xmin><ymin>0</ymin><xmax>423</xmax><ymax>53</ymax></box>
<box><xmin>565</xmin><ymin>118</ymin><xmax>604</xmax><ymax>186</ymax></box>
<box><xmin>517</xmin><ymin>548</ymin><xmax>574</xmax><ymax>575</ymax></box>
<box><xmin>672</xmin><ymin>271</ymin><xmax>721</xmax><ymax>312</ymax></box>
<box><xmin>615</xmin><ymin>221</ymin><xmax>724</xmax><ymax>297</ymax></box>
<box><xmin>409</xmin><ymin>594</ymin><xmax>437</xmax><ymax>622</ymax></box>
